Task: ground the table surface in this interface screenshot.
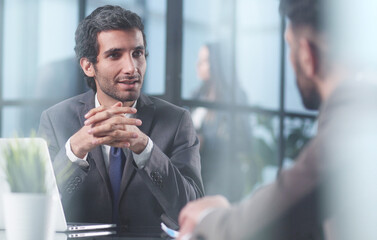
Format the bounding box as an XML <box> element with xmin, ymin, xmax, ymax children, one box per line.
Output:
<box><xmin>0</xmin><ymin>230</ymin><xmax>167</xmax><ymax>240</ymax></box>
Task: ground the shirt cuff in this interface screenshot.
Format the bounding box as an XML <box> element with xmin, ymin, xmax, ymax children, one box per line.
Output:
<box><xmin>132</xmin><ymin>137</ymin><xmax>153</xmax><ymax>169</ymax></box>
<box><xmin>66</xmin><ymin>138</ymin><xmax>89</xmax><ymax>168</ymax></box>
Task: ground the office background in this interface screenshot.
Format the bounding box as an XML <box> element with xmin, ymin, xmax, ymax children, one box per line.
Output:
<box><xmin>0</xmin><ymin>0</ymin><xmax>317</xmax><ymax>200</ymax></box>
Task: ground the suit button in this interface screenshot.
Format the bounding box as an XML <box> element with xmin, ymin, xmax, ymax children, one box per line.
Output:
<box><xmin>74</xmin><ymin>176</ymin><xmax>82</xmax><ymax>183</ymax></box>
<box><xmin>151</xmin><ymin>171</ymin><xmax>160</xmax><ymax>180</ymax></box>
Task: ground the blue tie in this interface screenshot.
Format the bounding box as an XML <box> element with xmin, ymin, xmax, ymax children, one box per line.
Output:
<box><xmin>109</xmin><ymin>147</ymin><xmax>126</xmax><ymax>224</ymax></box>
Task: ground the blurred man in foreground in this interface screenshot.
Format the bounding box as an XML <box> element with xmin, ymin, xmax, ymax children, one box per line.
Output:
<box><xmin>178</xmin><ymin>0</ymin><xmax>377</xmax><ymax>239</ymax></box>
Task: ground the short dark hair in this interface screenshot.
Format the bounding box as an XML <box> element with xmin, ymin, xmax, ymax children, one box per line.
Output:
<box><xmin>279</xmin><ymin>0</ymin><xmax>323</xmax><ymax>31</ymax></box>
<box><xmin>74</xmin><ymin>5</ymin><xmax>147</xmax><ymax>91</ymax></box>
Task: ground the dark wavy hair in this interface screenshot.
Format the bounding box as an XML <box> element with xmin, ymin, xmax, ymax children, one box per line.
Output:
<box><xmin>74</xmin><ymin>5</ymin><xmax>148</xmax><ymax>91</ymax></box>
<box><xmin>279</xmin><ymin>0</ymin><xmax>323</xmax><ymax>31</ymax></box>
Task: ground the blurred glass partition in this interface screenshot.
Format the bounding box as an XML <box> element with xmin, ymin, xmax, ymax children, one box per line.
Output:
<box><xmin>283</xmin><ymin>117</ymin><xmax>316</xmax><ymax>163</ymax></box>
<box><xmin>235</xmin><ymin>0</ymin><xmax>281</xmax><ymax>109</ymax></box>
<box><xmin>1</xmin><ymin>0</ymin><xmax>80</xmax><ymax>137</ymax></box>
<box><xmin>182</xmin><ymin>0</ymin><xmax>318</xmax><ymax>200</ymax></box>
<box><xmin>326</xmin><ymin>1</ymin><xmax>377</xmax><ymax>239</ymax></box>
<box><xmin>191</xmin><ymin>107</ymin><xmax>244</xmax><ymax>201</ymax></box>
<box><xmin>2</xmin><ymin>0</ymin><xmax>79</xmax><ymax>100</ymax></box>
<box><xmin>182</xmin><ymin>0</ymin><xmax>281</xmax><ymax>110</ymax></box>
<box><xmin>2</xmin><ymin>106</ymin><xmax>46</xmax><ymax>137</ymax></box>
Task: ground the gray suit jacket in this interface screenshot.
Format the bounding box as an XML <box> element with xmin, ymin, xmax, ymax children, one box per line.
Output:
<box><xmin>38</xmin><ymin>90</ymin><xmax>204</xmax><ymax>236</ymax></box>
<box><xmin>191</xmin><ymin>79</ymin><xmax>377</xmax><ymax>240</ymax></box>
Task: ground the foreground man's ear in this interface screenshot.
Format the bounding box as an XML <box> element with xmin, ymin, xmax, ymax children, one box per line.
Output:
<box><xmin>298</xmin><ymin>37</ymin><xmax>319</xmax><ymax>78</ymax></box>
<box><xmin>298</xmin><ymin>37</ymin><xmax>320</xmax><ymax>77</ymax></box>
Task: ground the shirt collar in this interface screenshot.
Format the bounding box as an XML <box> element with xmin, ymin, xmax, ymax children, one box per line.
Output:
<box><xmin>95</xmin><ymin>93</ymin><xmax>137</xmax><ymax>108</ymax></box>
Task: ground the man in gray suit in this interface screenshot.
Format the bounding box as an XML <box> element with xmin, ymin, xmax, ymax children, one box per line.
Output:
<box><xmin>38</xmin><ymin>5</ymin><xmax>204</xmax><ymax>236</ymax></box>
<box><xmin>178</xmin><ymin>0</ymin><xmax>377</xmax><ymax>239</ymax></box>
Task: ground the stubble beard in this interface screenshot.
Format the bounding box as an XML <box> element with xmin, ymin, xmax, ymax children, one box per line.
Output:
<box><xmin>96</xmin><ymin>74</ymin><xmax>142</xmax><ymax>103</ymax></box>
<box><xmin>295</xmin><ymin>61</ymin><xmax>321</xmax><ymax>110</ymax></box>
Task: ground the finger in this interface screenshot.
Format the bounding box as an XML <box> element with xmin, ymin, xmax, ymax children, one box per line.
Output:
<box><xmin>88</xmin><ymin>118</ymin><xmax>142</xmax><ymax>135</ymax></box>
<box><xmin>178</xmin><ymin>203</ymin><xmax>198</xmax><ymax>238</ymax></box>
<box><xmin>84</xmin><ymin>105</ymin><xmax>106</xmax><ymax>119</ymax></box>
<box><xmin>117</xmin><ymin>117</ymin><xmax>142</xmax><ymax>127</ymax></box>
<box><xmin>96</xmin><ymin>115</ymin><xmax>142</xmax><ymax>127</ymax></box>
<box><xmin>111</xmin><ymin>102</ymin><xmax>123</xmax><ymax>108</ymax></box>
<box><xmin>180</xmin><ymin>233</ymin><xmax>192</xmax><ymax>240</ymax></box>
<box><xmin>84</xmin><ymin>107</ymin><xmax>137</xmax><ymax>126</ymax></box>
<box><xmin>178</xmin><ymin>208</ymin><xmax>188</xmax><ymax>226</ymax></box>
<box><xmin>92</xmin><ymin>128</ymin><xmax>138</xmax><ymax>140</ymax></box>
<box><xmin>91</xmin><ymin>131</ymin><xmax>138</xmax><ymax>145</ymax></box>
<box><xmin>179</xmin><ymin>203</ymin><xmax>193</xmax><ymax>225</ymax></box>
<box><xmin>177</xmin><ymin>222</ymin><xmax>195</xmax><ymax>240</ymax></box>
<box><xmin>99</xmin><ymin>139</ymin><xmax>131</xmax><ymax>148</ymax></box>
<box><xmin>107</xmin><ymin>140</ymin><xmax>131</xmax><ymax>148</ymax></box>
<box><xmin>91</xmin><ymin>136</ymin><xmax>131</xmax><ymax>147</ymax></box>
<box><xmin>88</xmin><ymin>124</ymin><xmax>124</xmax><ymax>136</ymax></box>
<box><xmin>110</xmin><ymin>106</ymin><xmax>138</xmax><ymax>115</ymax></box>
<box><xmin>85</xmin><ymin>102</ymin><xmax>122</xmax><ymax>119</ymax></box>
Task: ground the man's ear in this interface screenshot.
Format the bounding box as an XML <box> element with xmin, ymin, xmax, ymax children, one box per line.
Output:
<box><xmin>80</xmin><ymin>58</ymin><xmax>95</xmax><ymax>77</ymax></box>
<box><xmin>298</xmin><ymin>38</ymin><xmax>318</xmax><ymax>77</ymax></box>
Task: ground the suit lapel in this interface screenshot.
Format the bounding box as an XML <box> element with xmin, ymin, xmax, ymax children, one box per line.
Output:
<box><xmin>135</xmin><ymin>93</ymin><xmax>155</xmax><ymax>135</ymax></box>
<box><xmin>119</xmin><ymin>94</ymin><xmax>155</xmax><ymax>198</ymax></box>
<box><xmin>119</xmin><ymin>148</ymin><xmax>136</xmax><ymax>196</ymax></box>
<box><xmin>89</xmin><ymin>146</ymin><xmax>112</xmax><ymax>192</ymax></box>
<box><xmin>79</xmin><ymin>92</ymin><xmax>156</xmax><ymax>200</ymax></box>
<box><xmin>79</xmin><ymin>91</ymin><xmax>112</xmax><ymax>194</ymax></box>
<box><xmin>78</xmin><ymin>91</ymin><xmax>94</xmax><ymax>127</ymax></box>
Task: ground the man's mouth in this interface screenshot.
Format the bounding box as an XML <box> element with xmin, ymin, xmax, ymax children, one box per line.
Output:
<box><xmin>119</xmin><ymin>80</ymin><xmax>138</xmax><ymax>84</ymax></box>
<box><xmin>117</xmin><ymin>79</ymin><xmax>139</xmax><ymax>90</ymax></box>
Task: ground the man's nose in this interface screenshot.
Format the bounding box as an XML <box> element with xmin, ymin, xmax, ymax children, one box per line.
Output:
<box><xmin>122</xmin><ymin>55</ymin><xmax>136</xmax><ymax>75</ymax></box>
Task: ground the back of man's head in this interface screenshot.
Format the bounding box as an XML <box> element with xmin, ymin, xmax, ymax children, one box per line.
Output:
<box><xmin>280</xmin><ymin>0</ymin><xmax>333</xmax><ymax>110</ymax></box>
<box><xmin>279</xmin><ymin>0</ymin><xmax>323</xmax><ymax>31</ymax></box>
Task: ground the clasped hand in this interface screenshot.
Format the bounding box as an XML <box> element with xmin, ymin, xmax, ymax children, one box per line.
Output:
<box><xmin>71</xmin><ymin>102</ymin><xmax>147</xmax><ymax>158</ymax></box>
<box><xmin>177</xmin><ymin>195</ymin><xmax>230</xmax><ymax>239</ymax></box>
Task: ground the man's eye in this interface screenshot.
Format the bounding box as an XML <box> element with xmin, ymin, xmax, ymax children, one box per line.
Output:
<box><xmin>108</xmin><ymin>53</ymin><xmax>120</xmax><ymax>59</ymax></box>
<box><xmin>133</xmin><ymin>50</ymin><xmax>143</xmax><ymax>57</ymax></box>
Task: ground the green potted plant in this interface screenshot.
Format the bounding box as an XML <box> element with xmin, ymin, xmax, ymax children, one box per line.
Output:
<box><xmin>0</xmin><ymin>137</ymin><xmax>55</xmax><ymax>240</ymax></box>
<box><xmin>2</xmin><ymin>138</ymin><xmax>47</xmax><ymax>193</ymax></box>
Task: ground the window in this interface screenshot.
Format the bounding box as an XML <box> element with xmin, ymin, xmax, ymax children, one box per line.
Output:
<box><xmin>181</xmin><ymin>0</ymin><xmax>316</xmax><ymax>199</ymax></box>
<box><xmin>1</xmin><ymin>0</ymin><xmax>80</xmax><ymax>136</ymax></box>
<box><xmin>0</xmin><ymin>0</ymin><xmax>166</xmax><ymax>136</ymax></box>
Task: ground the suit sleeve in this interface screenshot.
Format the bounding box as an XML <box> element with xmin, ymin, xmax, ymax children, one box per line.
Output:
<box><xmin>135</xmin><ymin>109</ymin><xmax>204</xmax><ymax>226</ymax></box>
<box><xmin>190</xmin><ymin>140</ymin><xmax>324</xmax><ymax>240</ymax></box>
<box><xmin>38</xmin><ymin>110</ymin><xmax>89</xmax><ymax>205</ymax></box>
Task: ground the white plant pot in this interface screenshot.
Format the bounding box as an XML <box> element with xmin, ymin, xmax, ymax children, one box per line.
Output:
<box><xmin>3</xmin><ymin>193</ymin><xmax>55</xmax><ymax>240</ymax></box>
